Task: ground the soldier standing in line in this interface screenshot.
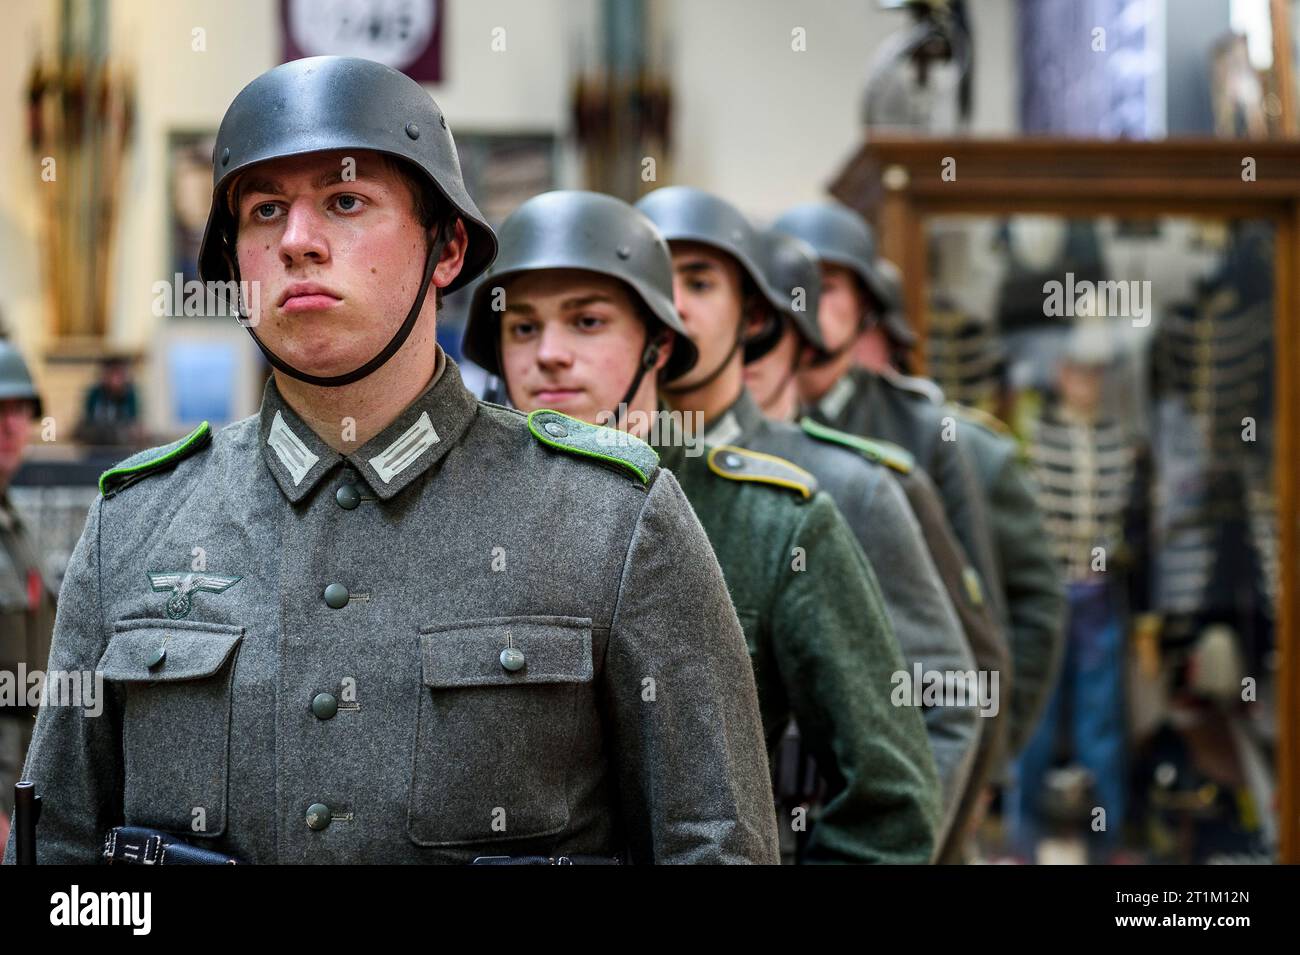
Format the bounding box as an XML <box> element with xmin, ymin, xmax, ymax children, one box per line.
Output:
<box><xmin>772</xmin><ymin>201</ymin><xmax>1004</xmax><ymax>624</ymax></box>
<box><xmin>742</xmin><ymin>230</ymin><xmax>1014</xmax><ymax>862</ymax></box>
<box><xmin>467</xmin><ymin>189</ymin><xmax>942</xmax><ymax>863</ymax></box>
<box><xmin>5</xmin><ymin>57</ymin><xmax>779</xmax><ymax>865</ymax></box>
<box><xmin>0</xmin><ymin>341</ymin><xmax>56</xmax><ymax>853</ymax></box>
<box><xmin>866</xmin><ymin>258</ymin><xmax>1065</xmax><ymax>768</ymax></box>
<box><xmin>632</xmin><ymin>186</ymin><xmax>982</xmax><ymax>846</ymax></box>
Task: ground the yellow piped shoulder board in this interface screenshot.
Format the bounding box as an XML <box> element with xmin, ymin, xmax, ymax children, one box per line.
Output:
<box><xmin>707</xmin><ymin>445</ymin><xmax>818</xmax><ymax>499</ymax></box>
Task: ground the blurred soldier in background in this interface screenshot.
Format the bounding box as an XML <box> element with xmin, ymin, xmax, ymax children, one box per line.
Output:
<box><xmin>862</xmin><ymin>256</ymin><xmax>1066</xmax><ymax>779</ymax></box>
<box><xmin>0</xmin><ymin>340</ymin><xmax>56</xmax><ymax>853</ymax></box>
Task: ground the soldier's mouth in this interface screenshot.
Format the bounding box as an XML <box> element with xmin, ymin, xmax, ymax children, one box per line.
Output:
<box><xmin>533</xmin><ymin>387</ymin><xmax>584</xmax><ymax>404</ymax></box>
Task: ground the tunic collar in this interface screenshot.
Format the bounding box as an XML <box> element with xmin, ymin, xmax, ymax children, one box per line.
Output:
<box><xmin>259</xmin><ymin>348</ymin><xmax>479</xmax><ymax>503</ymax></box>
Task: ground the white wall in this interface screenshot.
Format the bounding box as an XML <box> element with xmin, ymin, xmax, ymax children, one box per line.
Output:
<box><xmin>664</xmin><ymin>0</ymin><xmax>1018</xmax><ymax>221</ymax></box>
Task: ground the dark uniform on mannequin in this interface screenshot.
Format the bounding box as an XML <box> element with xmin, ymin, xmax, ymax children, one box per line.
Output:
<box><xmin>465</xmin><ymin>190</ymin><xmax>941</xmax><ymax>863</ymax></box>
<box><xmin>634</xmin><ymin>186</ymin><xmax>979</xmax><ymax>845</ymax></box>
<box><xmin>773</xmin><ymin>201</ymin><xmax>1004</xmax><ymax>629</ymax></box>
<box><xmin>0</xmin><ymin>342</ymin><xmax>56</xmax><ymax>836</ymax></box>
<box><xmin>6</xmin><ymin>57</ymin><xmax>779</xmax><ymax>865</ymax></box>
<box><xmin>747</xmin><ymin>230</ymin><xmax>1013</xmax><ymax>863</ymax></box>
<box><xmin>872</xmin><ymin>259</ymin><xmax>1065</xmax><ymax>765</ymax></box>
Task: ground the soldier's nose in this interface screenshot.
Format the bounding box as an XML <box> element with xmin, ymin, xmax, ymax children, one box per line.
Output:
<box><xmin>279</xmin><ymin>201</ymin><xmax>329</xmax><ymax>266</ymax></box>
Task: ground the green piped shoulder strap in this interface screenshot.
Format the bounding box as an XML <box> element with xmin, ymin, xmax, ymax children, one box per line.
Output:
<box><xmin>99</xmin><ymin>422</ymin><xmax>213</xmax><ymax>498</ymax></box>
<box><xmin>799</xmin><ymin>417</ymin><xmax>915</xmax><ymax>474</ymax></box>
<box><xmin>527</xmin><ymin>409</ymin><xmax>659</xmax><ymax>484</ymax></box>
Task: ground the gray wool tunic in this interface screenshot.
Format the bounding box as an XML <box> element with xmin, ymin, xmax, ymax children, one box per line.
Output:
<box><xmin>5</xmin><ymin>353</ymin><xmax>779</xmax><ymax>865</ymax></box>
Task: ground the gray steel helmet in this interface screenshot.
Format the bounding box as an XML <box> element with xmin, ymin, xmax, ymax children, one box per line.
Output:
<box><xmin>771</xmin><ymin>201</ymin><xmax>891</xmax><ymax>313</ymax></box>
<box><xmin>463</xmin><ymin>190</ymin><xmax>698</xmax><ymax>383</ymax></box>
<box><xmin>198</xmin><ymin>56</ymin><xmax>496</xmax><ymax>292</ymax></box>
<box><xmin>0</xmin><ymin>341</ymin><xmax>42</xmax><ymax>416</ymax></box>
<box><xmin>873</xmin><ymin>258</ymin><xmax>918</xmax><ymax>348</ymax></box>
<box><xmin>757</xmin><ymin>229</ymin><xmax>827</xmax><ymax>355</ymax></box>
<box><xmin>634</xmin><ymin>186</ymin><xmax>787</xmax><ymax>362</ymax></box>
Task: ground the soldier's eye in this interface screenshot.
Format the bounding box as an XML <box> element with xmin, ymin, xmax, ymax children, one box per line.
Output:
<box><xmin>687</xmin><ymin>278</ymin><xmax>712</xmax><ymax>293</ymax></box>
<box><xmin>575</xmin><ymin>314</ymin><xmax>605</xmax><ymax>330</ymax></box>
<box><xmin>252</xmin><ymin>202</ymin><xmax>280</xmax><ymax>221</ymax></box>
<box><xmin>507</xmin><ymin>321</ymin><xmax>536</xmax><ymax>339</ymax></box>
<box><xmin>333</xmin><ymin>194</ymin><xmax>363</xmax><ymax>213</ymax></box>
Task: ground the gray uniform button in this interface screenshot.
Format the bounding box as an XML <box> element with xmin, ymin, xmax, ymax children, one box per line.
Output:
<box><xmin>306</xmin><ymin>803</ymin><xmax>331</xmax><ymax>831</ymax></box>
<box><xmin>146</xmin><ymin>646</ymin><xmax>167</xmax><ymax>669</ymax></box>
<box><xmin>723</xmin><ymin>453</ymin><xmax>743</xmax><ymax>469</ymax></box>
<box><xmin>499</xmin><ymin>646</ymin><xmax>526</xmax><ymax>672</ymax></box>
<box><xmin>312</xmin><ymin>693</ymin><xmax>338</xmax><ymax>720</ymax></box>
<box><xmin>543</xmin><ymin>421</ymin><xmax>568</xmax><ymax>438</ymax></box>
<box><xmin>335</xmin><ymin>484</ymin><xmax>360</xmax><ymax>510</ymax></box>
<box><xmin>323</xmin><ymin>583</ymin><xmax>350</xmax><ymax>609</ymax></box>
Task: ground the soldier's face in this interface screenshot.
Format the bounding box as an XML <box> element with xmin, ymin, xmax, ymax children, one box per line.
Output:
<box><xmin>798</xmin><ymin>264</ymin><xmax>867</xmax><ymax>401</ymax></box>
<box><xmin>669</xmin><ymin>243</ymin><xmax>760</xmax><ymax>389</ymax></box>
<box><xmin>233</xmin><ymin>150</ymin><xmax>466</xmax><ymax>378</ymax></box>
<box><xmin>0</xmin><ymin>398</ymin><xmax>34</xmax><ymax>486</ymax></box>
<box><xmin>743</xmin><ymin>320</ymin><xmax>801</xmax><ymax>414</ymax></box>
<box><xmin>499</xmin><ymin>270</ymin><xmax>667</xmax><ymax>429</ymax></box>
<box><xmin>817</xmin><ymin>265</ymin><xmax>868</xmax><ymax>351</ymax></box>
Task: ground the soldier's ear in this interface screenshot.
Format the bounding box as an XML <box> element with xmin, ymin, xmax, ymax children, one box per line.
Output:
<box><xmin>432</xmin><ymin>217</ymin><xmax>469</xmax><ymax>291</ymax></box>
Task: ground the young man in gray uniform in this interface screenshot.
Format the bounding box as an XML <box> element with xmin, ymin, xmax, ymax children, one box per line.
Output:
<box><xmin>466</xmin><ymin>189</ymin><xmax>941</xmax><ymax>863</ymax></box>
<box><xmin>633</xmin><ymin>186</ymin><xmax>982</xmax><ymax>843</ymax></box>
<box><xmin>772</xmin><ymin>201</ymin><xmax>1003</xmax><ymax>626</ymax></box>
<box><xmin>5</xmin><ymin>57</ymin><xmax>778</xmax><ymax>865</ymax></box>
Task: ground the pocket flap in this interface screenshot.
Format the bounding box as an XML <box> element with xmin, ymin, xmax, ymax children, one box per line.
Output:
<box><xmin>100</xmin><ymin>620</ymin><xmax>244</xmax><ymax>683</ymax></box>
<box><xmin>419</xmin><ymin>616</ymin><xmax>593</xmax><ymax>688</ymax></box>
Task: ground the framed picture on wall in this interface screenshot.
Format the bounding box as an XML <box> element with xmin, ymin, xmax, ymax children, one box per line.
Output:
<box><xmin>165</xmin><ymin>130</ymin><xmax>227</xmax><ymax>314</ymax></box>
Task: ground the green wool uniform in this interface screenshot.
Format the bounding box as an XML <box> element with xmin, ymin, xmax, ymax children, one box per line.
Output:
<box><xmin>654</xmin><ymin>434</ymin><xmax>941</xmax><ymax>864</ymax></box>
<box><xmin>4</xmin><ymin>353</ymin><xmax>781</xmax><ymax>864</ymax></box>
<box><xmin>703</xmin><ymin>389</ymin><xmax>978</xmax><ymax>841</ymax></box>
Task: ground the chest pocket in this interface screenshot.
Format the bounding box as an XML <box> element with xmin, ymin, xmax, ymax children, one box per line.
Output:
<box><xmin>408</xmin><ymin>616</ymin><xmax>593</xmax><ymax>848</ymax></box>
<box><xmin>98</xmin><ymin>620</ymin><xmax>243</xmax><ymax>837</ymax></box>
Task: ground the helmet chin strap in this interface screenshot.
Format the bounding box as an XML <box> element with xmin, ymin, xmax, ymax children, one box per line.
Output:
<box><xmin>661</xmin><ymin>314</ymin><xmax>745</xmax><ymax>396</ymax></box>
<box><xmin>806</xmin><ymin>308</ymin><xmax>873</xmax><ymax>369</ymax></box>
<box><xmin>235</xmin><ymin>226</ymin><xmax>446</xmax><ymax>388</ymax></box>
<box><xmin>758</xmin><ymin>317</ymin><xmax>807</xmax><ymax>408</ymax></box>
<box><xmin>606</xmin><ymin>330</ymin><xmax>669</xmax><ymax>427</ymax></box>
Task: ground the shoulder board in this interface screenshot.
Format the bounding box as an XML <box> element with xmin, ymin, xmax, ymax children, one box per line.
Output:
<box><xmin>949</xmin><ymin>402</ymin><xmax>1012</xmax><ymax>437</ymax></box>
<box><xmin>707</xmin><ymin>445</ymin><xmax>817</xmax><ymax>499</ymax></box>
<box><xmin>799</xmin><ymin>417</ymin><xmax>914</xmax><ymax>474</ymax></box>
<box><xmin>527</xmin><ymin>409</ymin><xmax>658</xmax><ymax>484</ymax></box>
<box><xmin>961</xmin><ymin>566</ymin><xmax>986</xmax><ymax>608</ymax></box>
<box><xmin>99</xmin><ymin>422</ymin><xmax>212</xmax><ymax>498</ymax></box>
<box><xmin>884</xmin><ymin>369</ymin><xmax>944</xmax><ymax>404</ymax></box>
